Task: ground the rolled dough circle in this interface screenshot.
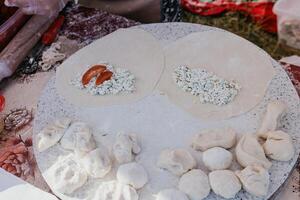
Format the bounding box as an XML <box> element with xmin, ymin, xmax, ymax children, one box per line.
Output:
<box><xmin>158</xmin><ymin>30</ymin><xmax>276</xmax><ymax>120</ymax></box>
<box><xmin>56</xmin><ymin>28</ymin><xmax>165</xmax><ymax>107</ymax></box>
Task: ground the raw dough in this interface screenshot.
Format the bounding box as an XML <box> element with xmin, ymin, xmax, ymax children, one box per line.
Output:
<box><xmin>56</xmin><ymin>28</ymin><xmax>165</xmax><ymax>107</ymax></box>
<box><xmin>157</xmin><ymin>148</ymin><xmax>196</xmax><ymax>176</ymax></box>
<box><xmin>178</xmin><ymin>169</ymin><xmax>211</xmax><ymax>200</ymax></box>
<box><xmin>191</xmin><ymin>127</ymin><xmax>236</xmax><ymax>151</ymax></box>
<box><xmin>202</xmin><ymin>147</ymin><xmax>233</xmax><ymax>170</ymax></box>
<box><xmin>60</xmin><ymin>122</ymin><xmax>96</xmax><ymax>157</ymax></box>
<box><xmin>257</xmin><ymin>101</ymin><xmax>287</xmax><ymax>138</ymax></box>
<box><xmin>37</xmin><ymin>118</ymin><xmax>71</xmax><ymax>152</ymax></box>
<box><xmin>263</xmin><ymin>130</ymin><xmax>294</xmax><ymax>161</ymax></box>
<box><xmin>117</xmin><ymin>162</ymin><xmax>148</xmax><ymax>189</ymax></box>
<box><xmin>90</xmin><ymin>181</ymin><xmax>138</xmax><ymax>200</ymax></box>
<box><xmin>156</xmin><ymin>189</ymin><xmax>189</xmax><ymax>200</ymax></box>
<box><xmin>81</xmin><ymin>147</ymin><xmax>112</xmax><ymax>178</ymax></box>
<box><xmin>158</xmin><ymin>30</ymin><xmax>275</xmax><ymax>120</ymax></box>
<box><xmin>209</xmin><ymin>170</ymin><xmax>241</xmax><ymax>199</ymax></box>
<box><xmin>236</xmin><ymin>164</ymin><xmax>270</xmax><ymax>197</ymax></box>
<box><xmin>236</xmin><ymin>134</ymin><xmax>272</xmax><ymax>169</ymax></box>
<box><xmin>113</xmin><ymin>133</ymin><xmax>141</xmax><ymax>164</ymax></box>
<box><xmin>43</xmin><ymin>154</ymin><xmax>87</xmax><ymax>195</ymax></box>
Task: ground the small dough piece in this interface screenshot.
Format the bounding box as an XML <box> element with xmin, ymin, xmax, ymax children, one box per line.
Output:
<box><xmin>60</xmin><ymin>122</ymin><xmax>96</xmax><ymax>157</ymax></box>
<box><xmin>257</xmin><ymin>101</ymin><xmax>287</xmax><ymax>138</ymax></box>
<box><xmin>157</xmin><ymin>148</ymin><xmax>196</xmax><ymax>176</ymax></box>
<box><xmin>236</xmin><ymin>134</ymin><xmax>272</xmax><ymax>169</ymax></box>
<box><xmin>156</xmin><ymin>189</ymin><xmax>189</xmax><ymax>200</ymax></box>
<box><xmin>209</xmin><ymin>170</ymin><xmax>241</xmax><ymax>199</ymax></box>
<box><xmin>90</xmin><ymin>181</ymin><xmax>138</xmax><ymax>200</ymax></box>
<box><xmin>81</xmin><ymin>147</ymin><xmax>112</xmax><ymax>178</ymax></box>
<box><xmin>117</xmin><ymin>162</ymin><xmax>148</xmax><ymax>189</ymax></box>
<box><xmin>178</xmin><ymin>169</ymin><xmax>210</xmax><ymax>200</ymax></box>
<box><xmin>43</xmin><ymin>155</ymin><xmax>87</xmax><ymax>195</ymax></box>
<box><xmin>191</xmin><ymin>127</ymin><xmax>236</xmax><ymax>151</ymax></box>
<box><xmin>236</xmin><ymin>164</ymin><xmax>270</xmax><ymax>197</ymax></box>
<box><xmin>37</xmin><ymin>118</ymin><xmax>72</xmax><ymax>152</ymax></box>
<box><xmin>263</xmin><ymin>130</ymin><xmax>294</xmax><ymax>161</ymax></box>
<box><xmin>113</xmin><ymin>133</ymin><xmax>141</xmax><ymax>164</ymax></box>
<box><xmin>202</xmin><ymin>147</ymin><xmax>233</xmax><ymax>171</ymax></box>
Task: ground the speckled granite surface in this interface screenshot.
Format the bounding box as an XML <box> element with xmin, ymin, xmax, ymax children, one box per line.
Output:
<box><xmin>33</xmin><ymin>23</ymin><xmax>300</xmax><ymax>200</ymax></box>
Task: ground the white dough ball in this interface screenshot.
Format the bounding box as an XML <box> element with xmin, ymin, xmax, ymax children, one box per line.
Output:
<box><xmin>209</xmin><ymin>170</ymin><xmax>241</xmax><ymax>199</ymax></box>
<box><xmin>202</xmin><ymin>147</ymin><xmax>233</xmax><ymax>171</ymax></box>
<box><xmin>156</xmin><ymin>188</ymin><xmax>189</xmax><ymax>200</ymax></box>
<box><xmin>117</xmin><ymin>162</ymin><xmax>148</xmax><ymax>189</ymax></box>
<box><xmin>178</xmin><ymin>169</ymin><xmax>210</xmax><ymax>200</ymax></box>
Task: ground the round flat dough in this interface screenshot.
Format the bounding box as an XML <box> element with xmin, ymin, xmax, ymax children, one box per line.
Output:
<box><xmin>158</xmin><ymin>30</ymin><xmax>275</xmax><ymax>120</ymax></box>
<box><xmin>56</xmin><ymin>28</ymin><xmax>164</xmax><ymax>107</ymax></box>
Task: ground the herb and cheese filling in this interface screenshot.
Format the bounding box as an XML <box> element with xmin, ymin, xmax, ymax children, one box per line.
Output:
<box><xmin>70</xmin><ymin>64</ymin><xmax>135</xmax><ymax>95</ymax></box>
<box><xmin>173</xmin><ymin>66</ymin><xmax>241</xmax><ymax>106</ymax></box>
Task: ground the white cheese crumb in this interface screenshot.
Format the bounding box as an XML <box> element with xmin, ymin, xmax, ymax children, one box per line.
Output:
<box><xmin>70</xmin><ymin>63</ymin><xmax>135</xmax><ymax>95</ymax></box>
<box><xmin>173</xmin><ymin>66</ymin><xmax>241</xmax><ymax>106</ymax></box>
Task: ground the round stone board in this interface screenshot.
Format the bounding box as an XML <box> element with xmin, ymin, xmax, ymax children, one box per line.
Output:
<box><xmin>33</xmin><ymin>23</ymin><xmax>300</xmax><ymax>200</ymax></box>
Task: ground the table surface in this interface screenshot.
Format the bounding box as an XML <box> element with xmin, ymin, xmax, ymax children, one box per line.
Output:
<box><xmin>0</xmin><ymin>4</ymin><xmax>299</xmax><ymax>200</ymax></box>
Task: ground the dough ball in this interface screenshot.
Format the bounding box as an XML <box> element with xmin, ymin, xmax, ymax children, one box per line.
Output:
<box><xmin>37</xmin><ymin>118</ymin><xmax>72</xmax><ymax>152</ymax></box>
<box><xmin>235</xmin><ymin>134</ymin><xmax>272</xmax><ymax>169</ymax></box>
<box><xmin>156</xmin><ymin>188</ymin><xmax>189</xmax><ymax>200</ymax></box>
<box><xmin>117</xmin><ymin>162</ymin><xmax>148</xmax><ymax>189</ymax></box>
<box><xmin>202</xmin><ymin>147</ymin><xmax>233</xmax><ymax>171</ymax></box>
<box><xmin>257</xmin><ymin>101</ymin><xmax>287</xmax><ymax>138</ymax></box>
<box><xmin>43</xmin><ymin>154</ymin><xmax>87</xmax><ymax>195</ymax></box>
<box><xmin>81</xmin><ymin>147</ymin><xmax>112</xmax><ymax>178</ymax></box>
<box><xmin>157</xmin><ymin>148</ymin><xmax>196</xmax><ymax>176</ymax></box>
<box><xmin>209</xmin><ymin>170</ymin><xmax>241</xmax><ymax>199</ymax></box>
<box><xmin>263</xmin><ymin>130</ymin><xmax>294</xmax><ymax>161</ymax></box>
<box><xmin>235</xmin><ymin>164</ymin><xmax>270</xmax><ymax>197</ymax></box>
<box><xmin>191</xmin><ymin>127</ymin><xmax>236</xmax><ymax>151</ymax></box>
<box><xmin>60</xmin><ymin>121</ymin><xmax>96</xmax><ymax>157</ymax></box>
<box><xmin>91</xmin><ymin>181</ymin><xmax>138</xmax><ymax>200</ymax></box>
<box><xmin>113</xmin><ymin>133</ymin><xmax>141</xmax><ymax>164</ymax></box>
<box><xmin>178</xmin><ymin>169</ymin><xmax>210</xmax><ymax>200</ymax></box>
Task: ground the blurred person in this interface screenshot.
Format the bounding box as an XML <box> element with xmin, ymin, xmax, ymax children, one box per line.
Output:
<box><xmin>4</xmin><ymin>0</ymin><xmax>181</xmax><ymax>22</ymax></box>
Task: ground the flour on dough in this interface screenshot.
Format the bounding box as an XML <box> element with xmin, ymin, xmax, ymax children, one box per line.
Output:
<box><xmin>81</xmin><ymin>147</ymin><xmax>112</xmax><ymax>178</ymax></box>
<box><xmin>37</xmin><ymin>118</ymin><xmax>71</xmax><ymax>152</ymax></box>
<box><xmin>113</xmin><ymin>133</ymin><xmax>141</xmax><ymax>164</ymax></box>
<box><xmin>43</xmin><ymin>154</ymin><xmax>87</xmax><ymax>195</ymax></box>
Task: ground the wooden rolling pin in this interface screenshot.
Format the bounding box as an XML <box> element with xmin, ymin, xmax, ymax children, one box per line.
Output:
<box><xmin>0</xmin><ymin>15</ymin><xmax>55</xmax><ymax>81</ymax></box>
